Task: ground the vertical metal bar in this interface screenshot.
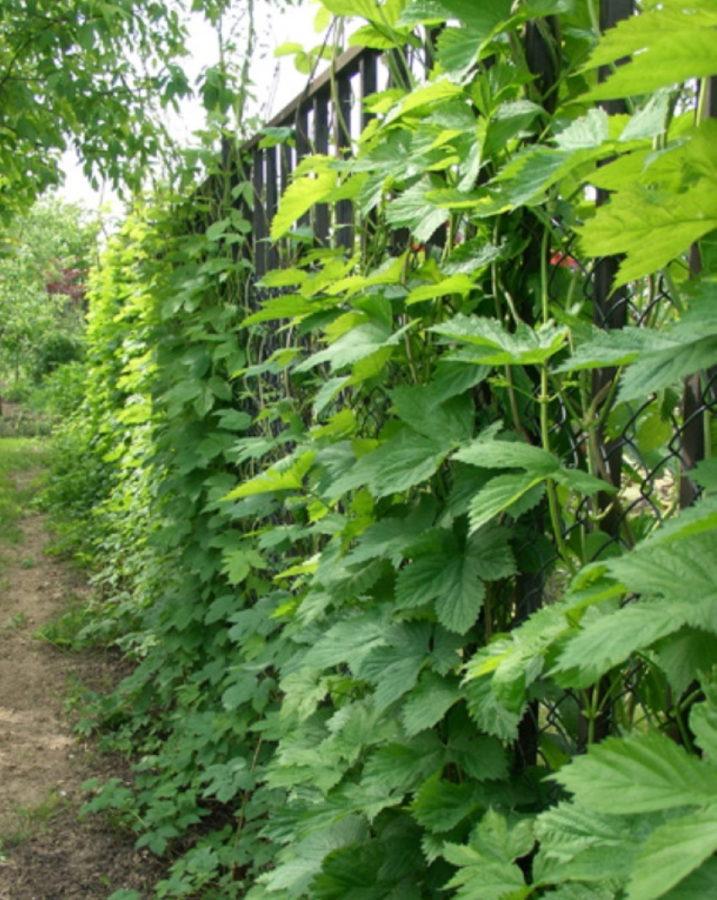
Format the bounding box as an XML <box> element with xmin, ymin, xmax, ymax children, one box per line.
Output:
<box><xmin>234</xmin><ymin>150</ymin><xmax>253</xmax><ymax>271</ymax></box>
<box><xmin>280</xmin><ymin>141</ymin><xmax>292</xmax><ymax>194</ymax></box>
<box><xmin>252</xmin><ymin>148</ymin><xmax>267</xmax><ymax>278</ymax></box>
<box><xmin>387</xmin><ymin>48</ymin><xmax>411</xmax><ymax>90</ymax></box>
<box><xmin>576</xmin><ymin>0</ymin><xmax>635</xmax><ymax>751</ymax></box>
<box><xmin>335</xmin><ymin>74</ymin><xmax>354</xmax><ymax>250</ymax></box>
<box><xmin>313</xmin><ymin>92</ymin><xmax>330</xmax><ymax>244</ymax></box>
<box><xmin>296</xmin><ymin>106</ymin><xmax>310</xmax><ymax>230</ymax></box>
<box><xmin>592</xmin><ymin>0</ymin><xmax>634</xmax><ymax>517</ymax></box>
<box><xmin>278</xmin><ymin>141</ymin><xmax>293</xmax><ymax>267</ymax></box>
<box><xmin>360</xmin><ymin>51</ymin><xmax>378</xmax><ymax>129</ymax></box>
<box><xmin>295</xmin><ymin>105</ymin><xmax>310</xmax><ymax>161</ymax></box>
<box><xmin>680</xmin><ymin>74</ymin><xmax>716</xmax><ymax>508</ymax></box>
<box><xmin>359</xmin><ymin>52</ymin><xmax>380</xmax><ymax>259</ymax></box>
<box><xmin>265</xmin><ymin>145</ymin><xmax>279</xmax><ymax>270</ymax></box>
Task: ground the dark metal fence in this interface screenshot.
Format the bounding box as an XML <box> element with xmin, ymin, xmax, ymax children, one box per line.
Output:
<box><xmin>235</xmin><ymin>5</ymin><xmax>712</xmax><ymax>759</ymax></box>
<box><xmin>243</xmin><ymin>45</ymin><xmax>381</xmax><ymax>276</ymax></box>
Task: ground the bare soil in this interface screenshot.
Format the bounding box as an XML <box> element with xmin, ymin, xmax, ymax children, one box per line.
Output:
<box><xmin>0</xmin><ymin>468</ymin><xmax>162</xmax><ymax>899</ymax></box>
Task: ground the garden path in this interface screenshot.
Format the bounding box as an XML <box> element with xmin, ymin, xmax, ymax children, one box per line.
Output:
<box><xmin>0</xmin><ymin>453</ymin><xmax>160</xmax><ymax>899</ymax></box>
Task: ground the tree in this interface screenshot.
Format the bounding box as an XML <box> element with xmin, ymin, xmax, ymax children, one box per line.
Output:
<box><xmin>0</xmin><ymin>0</ymin><xmax>193</xmax><ymax>219</ymax></box>
<box><xmin>0</xmin><ymin>197</ymin><xmax>99</xmax><ymax>384</ymax></box>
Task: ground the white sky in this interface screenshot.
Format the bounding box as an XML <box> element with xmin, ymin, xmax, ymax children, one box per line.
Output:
<box><xmin>59</xmin><ymin>0</ymin><xmax>325</xmax><ymax>211</ymax></box>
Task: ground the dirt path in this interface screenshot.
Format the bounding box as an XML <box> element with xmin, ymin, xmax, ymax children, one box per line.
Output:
<box><xmin>0</xmin><ymin>465</ymin><xmax>161</xmax><ymax>899</ymax></box>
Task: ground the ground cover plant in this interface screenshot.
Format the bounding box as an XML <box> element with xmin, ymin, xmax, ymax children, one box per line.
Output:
<box><xmin>0</xmin><ymin>438</ymin><xmax>46</xmax><ymax>548</ymax></box>
<box><xmin>41</xmin><ymin>0</ymin><xmax>717</xmax><ymax>897</ymax></box>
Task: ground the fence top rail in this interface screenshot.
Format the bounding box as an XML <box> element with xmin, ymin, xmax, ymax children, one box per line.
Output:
<box><xmin>243</xmin><ymin>44</ymin><xmax>371</xmax><ymax>153</ymax></box>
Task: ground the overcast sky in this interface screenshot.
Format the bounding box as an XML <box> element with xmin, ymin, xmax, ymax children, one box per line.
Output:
<box><xmin>59</xmin><ymin>0</ymin><xmax>324</xmax><ymax>210</ymax></box>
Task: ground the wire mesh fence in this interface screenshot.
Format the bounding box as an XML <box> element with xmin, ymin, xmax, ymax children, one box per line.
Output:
<box><xmin>230</xmin><ymin>10</ymin><xmax>711</xmax><ymax>766</ymax></box>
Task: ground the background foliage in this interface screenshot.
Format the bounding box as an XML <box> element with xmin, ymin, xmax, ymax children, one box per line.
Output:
<box><xmin>42</xmin><ymin>0</ymin><xmax>717</xmax><ymax>898</ymax></box>
<box><xmin>0</xmin><ymin>0</ymin><xmax>195</xmax><ymax>216</ymax></box>
<box><xmin>0</xmin><ymin>198</ymin><xmax>98</xmax><ymax>409</ymax></box>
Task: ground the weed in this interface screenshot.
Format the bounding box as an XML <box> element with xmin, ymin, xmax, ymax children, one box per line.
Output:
<box><xmin>35</xmin><ymin>600</ymin><xmax>94</xmax><ymax>651</ymax></box>
<box><xmin>0</xmin><ymin>437</ymin><xmax>47</xmax><ymax>544</ymax></box>
<box><xmin>2</xmin><ymin>611</ymin><xmax>27</xmax><ymax>631</ymax></box>
<box><xmin>0</xmin><ymin>790</ymin><xmax>65</xmax><ymax>848</ymax></box>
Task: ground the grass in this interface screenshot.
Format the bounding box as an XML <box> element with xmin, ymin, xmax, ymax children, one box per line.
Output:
<box><xmin>35</xmin><ymin>597</ymin><xmax>95</xmax><ymax>651</ymax></box>
<box><xmin>0</xmin><ymin>437</ymin><xmax>47</xmax><ymax>550</ymax></box>
<box><xmin>1</xmin><ymin>611</ymin><xmax>27</xmax><ymax>632</ymax></box>
<box><xmin>0</xmin><ymin>790</ymin><xmax>66</xmax><ymax>850</ymax></box>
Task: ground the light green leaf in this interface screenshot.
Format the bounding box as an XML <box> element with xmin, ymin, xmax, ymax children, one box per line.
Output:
<box><xmin>455</xmin><ymin>438</ymin><xmax>559</xmax><ymax>474</ymax></box>
<box><xmin>222</xmin><ymin>548</ymin><xmax>251</xmax><ymax>585</ymax></box>
<box><xmin>489</xmin><ymin>143</ymin><xmax>601</xmax><ymax>209</ymax></box>
<box><xmin>468</xmin><ymin>526</ymin><xmax>517</xmax><ymax>581</ymax></box>
<box><xmin>406</xmin><ymin>273</ymin><xmax>476</xmax><ymax>304</ymax></box>
<box><xmin>401</xmin><ymin>672</ymin><xmax>461</xmax><ymax>736</ymax></box>
<box><xmin>534</xmin><ymin>801</ymin><xmax>643</xmax><ymax>886</ymax></box>
<box><xmin>331</xmin><ymin>428</ymin><xmax>453</xmax><ymax>499</ymax></box>
<box><xmin>443</xmin><ymin>810</ymin><xmax>532</xmax><ymax>900</ymax></box>
<box><xmin>640</xmin><ymin>494</ymin><xmax>717</xmax><ymax>548</ymax></box>
<box><xmin>653</xmin><ymin>628</ymin><xmax>717</xmax><ymax>695</ymax></box>
<box><xmin>295</xmin><ymin>320</ymin><xmax>409</xmax><ymax>373</ymax></box>
<box><xmin>326</xmin><ymin>253</ymin><xmax>406</xmax><ymax>297</ymax></box>
<box><xmin>578</xmin><ymin>179</ymin><xmax>717</xmax><ymax>287</ymax></box>
<box><xmin>554</xmin><ymin>109</ymin><xmax>609</xmax><ymax>152</ymax></box>
<box><xmin>302</xmin><ymin>610</ymin><xmax>389</xmax><ymax>670</ymax></box>
<box><xmin>361</xmin><ymin>734</ymin><xmax>444</xmax><ymax>796</ymax></box>
<box><xmin>553</xmin><ymin>732</ymin><xmax>717</xmax><ymax>814</ymax></box>
<box><xmin>391</xmin><ymin>386</ymin><xmax>473</xmax><ymax>443</ymax></box>
<box><xmin>395</xmin><ymin>532</ymin><xmax>486</xmax><ymax>634</ymax></box>
<box><xmin>627</xmin><ymin>805</ymin><xmax>717</xmax><ymax>900</ymax></box>
<box><xmin>620</xmin><ymin>91</ymin><xmax>671</xmax><ymax>143</ymax></box>
<box><xmin>433</xmin><ymin>315</ymin><xmax>569</xmax><ymax>366</ymax></box>
<box><xmin>554</xmin><ymin>467</ymin><xmax>613</xmax><ymax>497</ymax></box>
<box><xmin>387</xmin><ymin>78</ymin><xmax>463</xmax><ymax>123</ymax></box>
<box><xmin>319</xmin><ymin>0</ymin><xmax>380</xmax><ymax>17</ymax></box>
<box><xmin>412</xmin><ymin>772</ymin><xmax>482</xmax><ymax>833</ymax></box>
<box><xmin>691</xmin><ymin>679</ymin><xmax>717</xmax><ymax>763</ymax></box>
<box><xmin>468</xmin><ymin>472</ymin><xmax>546</xmax><ymax>533</ymax></box>
<box><xmin>259</xmin><ymin>816</ymin><xmax>368</xmax><ymax>895</ymax></box>
<box><xmin>206</xmin><ymin>217</ymin><xmax>229</xmax><ymax>240</ymax></box>
<box><xmin>555</xmin><ymin>328</ymin><xmax>671</xmax><ymax>372</ymax></box>
<box><xmin>397</xmin><ymin>0</ymin><xmax>447</xmax><ymax>24</ymax></box>
<box><xmin>216</xmin><ymin>409</ymin><xmax>252</xmax><ymax>431</ymax></box>
<box><xmin>553</xmin><ymin>528</ymin><xmax>717</xmax><ymax>686</ymax></box>
<box><xmin>356</xmin><ymin>623</ymin><xmax>430</xmax><ymax>711</ymax></box>
<box><xmin>661</xmin><ymin>857</ymin><xmax>717</xmax><ymax>900</ymax></box>
<box><xmin>428</xmin><ymin>359</ymin><xmax>490</xmax><ymax>404</ymax></box>
<box><xmin>471</xmin><ymin>808</ymin><xmax>534</xmax><ymax>862</ymax></box>
<box><xmin>464</xmin><ymin>676</ymin><xmax>522</xmax><ymax>741</ymax></box>
<box><xmin>435</xmin><ymin>25</ymin><xmax>486</xmax><ymax>74</ymax></box>
<box><xmin>271</xmin><ymin>164</ymin><xmax>337</xmax><ymax>240</ymax></box>
<box><xmin>312</xmin><ymin>376</ymin><xmax>349</xmax><ymax>417</ymax></box>
<box><xmin>556</xmin><ymin>302</ymin><xmax>717</xmax><ymax>401</ymax></box>
<box><xmin>385</xmin><ymin>178</ymin><xmax>450</xmax><ymax>242</ymax></box>
<box><xmin>224</xmin><ymin>451</ymin><xmax>316</xmax><ymax>499</ymax></box>
<box><xmin>552</xmin><ymin>599</ymin><xmax>696</xmax><ymax>689</ymax></box>
<box><xmin>619</xmin><ymin>338</ymin><xmax>717</xmax><ymax>402</ymax></box>
<box><xmin>344</xmin><ymin>502</ymin><xmax>437</xmax><ymax>567</ymax></box>
<box><xmin>242</xmin><ymin>293</ymin><xmax>316</xmax><ymax>326</ymax></box>
<box><xmin>607</xmin><ymin>532</ymin><xmax>717</xmax><ymax>621</ymax></box>
<box><xmin>582</xmin><ymin>0</ymin><xmax>717</xmax><ymax>100</ymax></box>
<box><xmin>485</xmin><ymin>100</ymin><xmax>543</xmax><ymax>155</ymax></box>
<box><xmin>398</xmin><ymin>0</ymin><xmax>511</xmax><ymax>30</ymax></box>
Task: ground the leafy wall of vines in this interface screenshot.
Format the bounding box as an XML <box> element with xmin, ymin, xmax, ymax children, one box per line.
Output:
<box><xmin>45</xmin><ymin>1</ymin><xmax>717</xmax><ymax>898</ymax></box>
